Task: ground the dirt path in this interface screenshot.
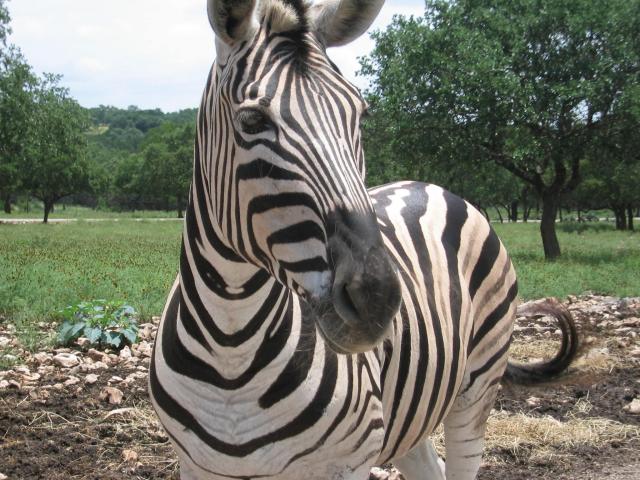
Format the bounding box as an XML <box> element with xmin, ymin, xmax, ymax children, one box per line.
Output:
<box><xmin>0</xmin><ymin>218</ymin><xmax>182</xmax><ymax>224</ymax></box>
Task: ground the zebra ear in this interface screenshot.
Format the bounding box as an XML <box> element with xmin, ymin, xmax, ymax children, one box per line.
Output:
<box><xmin>309</xmin><ymin>0</ymin><xmax>384</xmax><ymax>47</ymax></box>
<box><xmin>207</xmin><ymin>0</ymin><xmax>257</xmax><ymax>45</ymax></box>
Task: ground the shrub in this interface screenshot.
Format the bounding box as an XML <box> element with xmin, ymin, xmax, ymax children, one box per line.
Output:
<box><xmin>57</xmin><ymin>299</ymin><xmax>138</xmax><ymax>349</ymax></box>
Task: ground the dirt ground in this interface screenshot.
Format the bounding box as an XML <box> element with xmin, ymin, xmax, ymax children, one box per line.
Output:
<box><xmin>1</xmin><ymin>295</ymin><xmax>639</xmax><ymax>480</ymax></box>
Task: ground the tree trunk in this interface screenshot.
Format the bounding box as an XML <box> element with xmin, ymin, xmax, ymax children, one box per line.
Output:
<box><xmin>43</xmin><ymin>200</ymin><xmax>53</xmax><ymax>224</ymax></box>
<box><xmin>627</xmin><ymin>205</ymin><xmax>634</xmax><ymax>231</ymax></box>
<box><xmin>540</xmin><ymin>192</ymin><xmax>561</xmax><ymax>260</ymax></box>
<box><xmin>613</xmin><ymin>206</ymin><xmax>627</xmax><ymax>231</ymax></box>
<box><xmin>3</xmin><ymin>194</ymin><xmax>11</xmax><ymax>214</ymax></box>
<box><xmin>494</xmin><ymin>206</ymin><xmax>504</xmax><ymax>223</ymax></box>
<box><xmin>510</xmin><ymin>200</ymin><xmax>518</xmax><ymax>222</ymax></box>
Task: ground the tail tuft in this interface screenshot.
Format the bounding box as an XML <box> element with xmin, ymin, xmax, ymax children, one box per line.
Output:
<box><xmin>504</xmin><ymin>298</ymin><xmax>578</xmax><ymax>384</ymax></box>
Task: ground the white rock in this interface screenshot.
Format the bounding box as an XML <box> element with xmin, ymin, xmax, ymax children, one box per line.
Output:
<box><xmin>122</xmin><ymin>449</ymin><xmax>138</xmax><ymax>462</ymax></box>
<box><xmin>21</xmin><ymin>372</ymin><xmax>41</xmax><ymax>383</ymax></box>
<box><xmin>526</xmin><ymin>396</ymin><xmax>541</xmax><ymax>407</ymax></box>
<box><xmin>29</xmin><ymin>388</ymin><xmax>49</xmax><ymax>401</ymax></box>
<box><xmin>623</xmin><ymin>398</ymin><xmax>640</xmax><ymax>414</ymax></box>
<box><xmin>7</xmin><ymin>379</ymin><xmax>21</xmax><ymax>389</ymax></box>
<box><xmin>85</xmin><ymin>374</ymin><xmax>99</xmax><ymax>384</ymax></box>
<box><xmin>99</xmin><ymin>386</ymin><xmax>124</xmax><ymax>405</ymax></box>
<box><xmin>33</xmin><ymin>352</ymin><xmax>52</xmax><ymax>364</ymax></box>
<box><xmin>119</xmin><ymin>346</ymin><xmax>132</xmax><ymax>359</ymax></box>
<box><xmin>53</xmin><ymin>352</ymin><xmax>80</xmax><ymax>368</ymax></box>
<box><xmin>87</xmin><ymin>348</ymin><xmax>110</xmax><ymax>363</ymax></box>
<box><xmin>622</xmin><ymin>317</ymin><xmax>640</xmax><ymax>327</ymax></box>
<box><xmin>136</xmin><ymin>341</ymin><xmax>152</xmax><ymax>357</ymax></box>
<box><xmin>64</xmin><ymin>376</ymin><xmax>80</xmax><ymax>386</ymax></box>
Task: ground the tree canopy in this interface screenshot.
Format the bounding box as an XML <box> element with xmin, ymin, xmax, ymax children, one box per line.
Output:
<box><xmin>0</xmin><ymin>47</ymin><xmax>37</xmax><ymax>212</ymax></box>
<box><xmin>361</xmin><ymin>0</ymin><xmax>640</xmax><ymax>258</ymax></box>
<box><xmin>23</xmin><ymin>75</ymin><xmax>90</xmax><ymax>222</ymax></box>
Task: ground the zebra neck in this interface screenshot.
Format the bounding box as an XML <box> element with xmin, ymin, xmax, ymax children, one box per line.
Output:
<box><xmin>179</xmin><ymin>199</ymin><xmax>297</xmax><ymax>364</ymax></box>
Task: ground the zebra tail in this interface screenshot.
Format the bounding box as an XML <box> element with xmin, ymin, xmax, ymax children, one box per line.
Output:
<box><xmin>503</xmin><ymin>298</ymin><xmax>579</xmax><ymax>384</ymax></box>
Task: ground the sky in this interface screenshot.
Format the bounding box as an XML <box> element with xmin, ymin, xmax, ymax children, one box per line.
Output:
<box><xmin>7</xmin><ymin>1</ymin><xmax>425</xmax><ymax>112</ymax></box>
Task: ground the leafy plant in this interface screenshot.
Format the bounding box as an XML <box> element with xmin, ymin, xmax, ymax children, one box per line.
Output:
<box><xmin>56</xmin><ymin>299</ymin><xmax>138</xmax><ymax>349</ymax></box>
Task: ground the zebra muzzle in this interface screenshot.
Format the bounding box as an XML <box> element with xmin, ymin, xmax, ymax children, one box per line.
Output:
<box><xmin>313</xmin><ymin>221</ymin><xmax>401</xmax><ymax>354</ymax></box>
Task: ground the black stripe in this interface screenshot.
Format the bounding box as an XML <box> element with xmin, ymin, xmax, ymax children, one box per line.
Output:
<box><xmin>470</xmin><ymin>282</ymin><xmax>518</xmax><ymax>351</ymax></box>
<box><xmin>469</xmin><ymin>229</ymin><xmax>501</xmax><ymax>299</ymax></box>
<box><xmin>437</xmin><ymin>191</ymin><xmax>468</xmax><ymax>423</ymax></box>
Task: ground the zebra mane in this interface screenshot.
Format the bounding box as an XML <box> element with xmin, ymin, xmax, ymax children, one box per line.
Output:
<box><xmin>258</xmin><ymin>0</ymin><xmax>312</xmax><ymax>71</ymax></box>
<box><xmin>258</xmin><ymin>0</ymin><xmax>310</xmax><ymax>35</ymax></box>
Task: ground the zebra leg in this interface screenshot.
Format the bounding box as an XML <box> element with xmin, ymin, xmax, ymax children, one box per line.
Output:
<box><xmin>441</xmin><ymin>382</ymin><xmax>501</xmax><ymax>480</ymax></box>
<box><xmin>393</xmin><ymin>438</ymin><xmax>446</xmax><ymax>480</ymax></box>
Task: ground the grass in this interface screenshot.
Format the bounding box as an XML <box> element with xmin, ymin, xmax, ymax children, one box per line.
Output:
<box><xmin>0</xmin><ymin>218</ymin><xmax>638</xmax><ymax>349</ymax></box>
<box><xmin>493</xmin><ymin>222</ymin><xmax>640</xmax><ymax>299</ymax></box>
<box><xmin>0</xmin><ymin>220</ymin><xmax>182</xmax><ymax>348</ymax></box>
<box><xmin>430</xmin><ymin>412</ymin><xmax>640</xmax><ymax>466</ymax></box>
<box><xmin>0</xmin><ymin>204</ymin><xmax>179</xmax><ymax>220</ymax></box>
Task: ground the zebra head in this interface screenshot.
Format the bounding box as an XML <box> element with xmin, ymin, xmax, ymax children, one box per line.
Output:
<box><xmin>204</xmin><ymin>0</ymin><xmax>401</xmax><ymax>354</ymax></box>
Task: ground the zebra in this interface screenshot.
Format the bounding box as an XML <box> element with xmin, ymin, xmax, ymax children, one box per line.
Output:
<box><xmin>149</xmin><ymin>1</ymin><xmax>578</xmax><ymax>479</ymax></box>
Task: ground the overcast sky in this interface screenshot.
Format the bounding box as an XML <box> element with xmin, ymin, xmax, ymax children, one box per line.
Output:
<box><xmin>7</xmin><ymin>1</ymin><xmax>425</xmax><ymax>112</ymax></box>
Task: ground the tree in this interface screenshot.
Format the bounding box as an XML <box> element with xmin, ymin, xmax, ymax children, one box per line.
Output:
<box><xmin>0</xmin><ymin>0</ymin><xmax>10</xmax><ymax>47</ymax></box>
<box><xmin>139</xmin><ymin>122</ymin><xmax>193</xmax><ymax>217</ymax></box>
<box><xmin>361</xmin><ymin>0</ymin><xmax>640</xmax><ymax>259</ymax></box>
<box><xmin>575</xmin><ymin>95</ymin><xmax>640</xmax><ymax>230</ymax></box>
<box><xmin>0</xmin><ymin>47</ymin><xmax>37</xmax><ymax>213</ymax></box>
<box><xmin>24</xmin><ymin>75</ymin><xmax>90</xmax><ymax>223</ymax></box>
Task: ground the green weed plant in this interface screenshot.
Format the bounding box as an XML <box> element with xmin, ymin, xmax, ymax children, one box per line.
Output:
<box><xmin>57</xmin><ymin>299</ymin><xmax>138</xmax><ymax>349</ymax></box>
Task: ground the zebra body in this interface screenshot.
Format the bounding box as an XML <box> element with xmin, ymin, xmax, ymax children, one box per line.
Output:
<box><xmin>151</xmin><ymin>183</ymin><xmax>516</xmax><ymax>479</ymax></box>
<box><xmin>150</xmin><ymin>2</ymin><xmax>575</xmax><ymax>479</ymax></box>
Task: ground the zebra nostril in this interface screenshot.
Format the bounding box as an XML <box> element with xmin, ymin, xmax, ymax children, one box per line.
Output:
<box><xmin>332</xmin><ymin>281</ymin><xmax>361</xmax><ymax>328</ymax></box>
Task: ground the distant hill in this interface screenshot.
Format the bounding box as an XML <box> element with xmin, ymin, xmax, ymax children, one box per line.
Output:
<box><xmin>87</xmin><ymin>105</ymin><xmax>197</xmax><ymax>153</ymax></box>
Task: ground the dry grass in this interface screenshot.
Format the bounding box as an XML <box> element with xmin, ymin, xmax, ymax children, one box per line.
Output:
<box><xmin>572</xmin><ymin>346</ymin><xmax>624</xmax><ymax>373</ymax></box>
<box><xmin>428</xmin><ymin>411</ymin><xmax>639</xmax><ymax>466</ymax></box>
<box><xmin>508</xmin><ymin>339</ymin><xmax>560</xmax><ymax>363</ymax></box>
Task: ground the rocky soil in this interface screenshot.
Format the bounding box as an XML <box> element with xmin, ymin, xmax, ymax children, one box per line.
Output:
<box><xmin>1</xmin><ymin>295</ymin><xmax>639</xmax><ymax>480</ymax></box>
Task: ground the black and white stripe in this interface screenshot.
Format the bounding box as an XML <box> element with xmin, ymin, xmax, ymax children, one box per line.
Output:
<box><xmin>150</xmin><ymin>2</ymin><xmax>577</xmax><ymax>479</ymax></box>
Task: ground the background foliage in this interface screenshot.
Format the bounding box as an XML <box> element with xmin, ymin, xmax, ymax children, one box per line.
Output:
<box><xmin>0</xmin><ymin>0</ymin><xmax>638</xmax><ymax>260</ymax></box>
<box><xmin>360</xmin><ymin>0</ymin><xmax>640</xmax><ymax>258</ymax></box>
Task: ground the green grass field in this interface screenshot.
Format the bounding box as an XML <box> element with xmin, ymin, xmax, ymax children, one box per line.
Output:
<box><xmin>0</xmin><ymin>220</ymin><xmax>182</xmax><ymax>349</ymax></box>
<box><xmin>0</xmin><ymin>204</ymin><xmax>179</xmax><ymax>220</ymax></box>
<box><xmin>494</xmin><ymin>222</ymin><xmax>640</xmax><ymax>299</ymax></box>
<box><xmin>1</xmin><ymin>218</ymin><xmax>638</xmax><ymax>349</ymax></box>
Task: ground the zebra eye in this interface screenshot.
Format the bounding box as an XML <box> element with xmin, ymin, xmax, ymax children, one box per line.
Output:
<box><xmin>237</xmin><ymin>108</ymin><xmax>270</xmax><ymax>135</ymax></box>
